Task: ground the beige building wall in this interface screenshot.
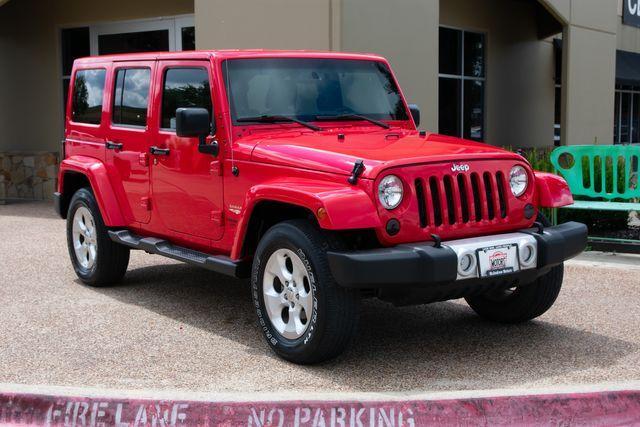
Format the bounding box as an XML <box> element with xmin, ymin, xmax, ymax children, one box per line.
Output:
<box><xmin>0</xmin><ymin>0</ymin><xmax>194</xmax><ymax>153</ymax></box>
<box><xmin>441</xmin><ymin>0</ymin><xmax>556</xmax><ymax>148</ymax></box>
<box><xmin>560</xmin><ymin>0</ymin><xmax>617</xmax><ymax>145</ymax></box>
<box><xmin>340</xmin><ymin>0</ymin><xmax>439</xmax><ymax>133</ymax></box>
<box><xmin>194</xmin><ymin>0</ymin><xmax>335</xmax><ymax>50</ymax></box>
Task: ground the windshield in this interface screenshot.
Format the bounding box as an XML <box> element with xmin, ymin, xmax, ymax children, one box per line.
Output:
<box><xmin>223</xmin><ymin>58</ymin><xmax>409</xmax><ymax>124</ymax></box>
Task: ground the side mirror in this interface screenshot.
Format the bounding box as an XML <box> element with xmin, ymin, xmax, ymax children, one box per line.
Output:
<box><xmin>176</xmin><ymin>107</ymin><xmax>211</xmax><ymax>137</ymax></box>
<box><xmin>175</xmin><ymin>107</ymin><xmax>219</xmax><ymax>156</ymax></box>
<box><xmin>408</xmin><ymin>104</ymin><xmax>420</xmax><ymax>127</ymax></box>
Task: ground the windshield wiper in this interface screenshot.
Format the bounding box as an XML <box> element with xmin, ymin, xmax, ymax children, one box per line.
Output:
<box><xmin>314</xmin><ymin>114</ymin><xmax>390</xmax><ymax>129</ymax></box>
<box><xmin>236</xmin><ymin>115</ymin><xmax>321</xmax><ymax>131</ymax></box>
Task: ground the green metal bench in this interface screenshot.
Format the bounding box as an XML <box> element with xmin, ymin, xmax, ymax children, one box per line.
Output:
<box><xmin>550</xmin><ymin>145</ymin><xmax>640</xmax><ymax>252</ymax></box>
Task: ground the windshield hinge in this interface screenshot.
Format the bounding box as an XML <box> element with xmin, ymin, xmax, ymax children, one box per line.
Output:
<box><xmin>347</xmin><ymin>160</ymin><xmax>365</xmax><ymax>185</ymax></box>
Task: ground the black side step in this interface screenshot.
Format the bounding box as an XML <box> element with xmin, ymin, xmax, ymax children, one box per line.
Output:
<box><xmin>108</xmin><ymin>230</ymin><xmax>250</xmax><ymax>278</ymax></box>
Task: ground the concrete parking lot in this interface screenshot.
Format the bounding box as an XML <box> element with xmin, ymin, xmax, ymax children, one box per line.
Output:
<box><xmin>1</xmin><ymin>202</ymin><xmax>640</xmax><ymax>394</ymax></box>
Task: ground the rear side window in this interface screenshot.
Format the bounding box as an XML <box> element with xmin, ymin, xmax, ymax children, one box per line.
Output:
<box><xmin>112</xmin><ymin>68</ymin><xmax>151</xmax><ymax>127</ymax></box>
<box><xmin>161</xmin><ymin>68</ymin><xmax>212</xmax><ymax>130</ymax></box>
<box><xmin>72</xmin><ymin>69</ymin><xmax>106</xmax><ymax>124</ymax></box>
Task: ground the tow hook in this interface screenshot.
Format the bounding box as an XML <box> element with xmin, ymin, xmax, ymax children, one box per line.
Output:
<box><xmin>348</xmin><ymin>159</ymin><xmax>365</xmax><ymax>185</ymax></box>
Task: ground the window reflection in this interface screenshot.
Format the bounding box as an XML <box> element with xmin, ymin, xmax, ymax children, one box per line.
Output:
<box><xmin>161</xmin><ymin>68</ymin><xmax>212</xmax><ymax>130</ymax></box>
<box><xmin>113</xmin><ymin>68</ymin><xmax>151</xmax><ymax>127</ymax></box>
<box><xmin>72</xmin><ymin>69</ymin><xmax>106</xmax><ymax>124</ymax></box>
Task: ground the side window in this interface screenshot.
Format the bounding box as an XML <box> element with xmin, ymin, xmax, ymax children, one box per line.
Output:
<box><xmin>112</xmin><ymin>68</ymin><xmax>151</xmax><ymax>127</ymax></box>
<box><xmin>72</xmin><ymin>69</ymin><xmax>106</xmax><ymax>124</ymax></box>
<box><xmin>161</xmin><ymin>68</ymin><xmax>212</xmax><ymax>130</ymax></box>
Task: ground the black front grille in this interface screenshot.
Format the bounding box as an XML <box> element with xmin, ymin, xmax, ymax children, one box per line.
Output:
<box><xmin>415</xmin><ymin>171</ymin><xmax>509</xmax><ymax>229</ymax></box>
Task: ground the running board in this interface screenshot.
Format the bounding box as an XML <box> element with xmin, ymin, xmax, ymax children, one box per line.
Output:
<box><xmin>108</xmin><ymin>230</ymin><xmax>249</xmax><ymax>278</ymax></box>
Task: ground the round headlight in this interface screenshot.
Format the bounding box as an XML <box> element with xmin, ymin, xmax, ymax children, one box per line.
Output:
<box><xmin>509</xmin><ymin>165</ymin><xmax>529</xmax><ymax>197</ymax></box>
<box><xmin>378</xmin><ymin>175</ymin><xmax>403</xmax><ymax>210</ymax></box>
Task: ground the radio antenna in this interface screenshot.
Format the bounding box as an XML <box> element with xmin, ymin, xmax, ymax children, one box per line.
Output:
<box><xmin>224</xmin><ymin>59</ymin><xmax>239</xmax><ymax>176</ymax></box>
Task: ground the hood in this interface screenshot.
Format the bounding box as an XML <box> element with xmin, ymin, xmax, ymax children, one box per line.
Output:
<box><xmin>247</xmin><ymin>129</ymin><xmax>524</xmax><ymax>179</ymax></box>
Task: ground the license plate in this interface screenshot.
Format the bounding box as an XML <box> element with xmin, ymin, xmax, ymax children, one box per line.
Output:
<box><xmin>476</xmin><ymin>244</ymin><xmax>519</xmax><ymax>277</ymax></box>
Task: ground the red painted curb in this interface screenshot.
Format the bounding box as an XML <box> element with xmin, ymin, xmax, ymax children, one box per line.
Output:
<box><xmin>1</xmin><ymin>390</ymin><xmax>639</xmax><ymax>426</ymax></box>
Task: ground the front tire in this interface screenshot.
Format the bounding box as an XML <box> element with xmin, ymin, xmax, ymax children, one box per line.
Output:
<box><xmin>66</xmin><ymin>188</ymin><xmax>130</xmax><ymax>286</ymax></box>
<box><xmin>465</xmin><ymin>264</ymin><xmax>564</xmax><ymax>323</ymax></box>
<box><xmin>251</xmin><ymin>220</ymin><xmax>360</xmax><ymax>364</ymax></box>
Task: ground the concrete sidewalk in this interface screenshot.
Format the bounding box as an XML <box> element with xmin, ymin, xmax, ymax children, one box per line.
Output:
<box><xmin>1</xmin><ymin>202</ymin><xmax>639</xmax><ymax>396</ymax></box>
<box><xmin>571</xmin><ymin>250</ymin><xmax>640</xmax><ymax>270</ymax></box>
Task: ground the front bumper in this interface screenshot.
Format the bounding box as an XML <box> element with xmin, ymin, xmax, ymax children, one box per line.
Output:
<box><xmin>327</xmin><ymin>222</ymin><xmax>587</xmax><ymax>289</ymax></box>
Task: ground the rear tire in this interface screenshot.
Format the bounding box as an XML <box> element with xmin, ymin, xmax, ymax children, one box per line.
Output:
<box><xmin>465</xmin><ymin>264</ymin><xmax>564</xmax><ymax>323</ymax></box>
<box><xmin>66</xmin><ymin>188</ymin><xmax>130</xmax><ymax>286</ymax></box>
<box><xmin>251</xmin><ymin>220</ymin><xmax>360</xmax><ymax>364</ymax></box>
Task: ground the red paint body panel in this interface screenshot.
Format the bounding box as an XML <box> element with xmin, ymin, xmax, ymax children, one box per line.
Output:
<box><xmin>58</xmin><ymin>156</ymin><xmax>128</xmax><ymax>226</ymax></box>
<box><xmin>149</xmin><ymin>59</ymin><xmax>225</xmax><ymax>241</ymax></box>
<box><xmin>535</xmin><ymin>171</ymin><xmax>575</xmax><ymax>208</ymax></box>
<box><xmin>228</xmin><ymin>173</ymin><xmax>380</xmax><ymax>259</ymax></box>
<box><xmin>249</xmin><ymin>128</ymin><xmax>523</xmax><ymax>179</ymax></box>
<box><xmin>105</xmin><ymin>60</ymin><xmax>156</xmax><ymax>224</ymax></box>
<box><xmin>59</xmin><ymin>50</ymin><xmax>577</xmax><ymax>262</ymax></box>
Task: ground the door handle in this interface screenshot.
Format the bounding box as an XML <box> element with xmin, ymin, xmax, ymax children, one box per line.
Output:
<box><xmin>105</xmin><ymin>141</ymin><xmax>123</xmax><ymax>150</ymax></box>
<box><xmin>150</xmin><ymin>146</ymin><xmax>170</xmax><ymax>156</ymax></box>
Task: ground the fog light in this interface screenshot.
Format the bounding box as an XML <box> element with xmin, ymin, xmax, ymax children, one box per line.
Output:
<box><xmin>519</xmin><ymin>242</ymin><xmax>537</xmax><ymax>267</ymax></box>
<box><xmin>386</xmin><ymin>219</ymin><xmax>401</xmax><ymax>236</ymax></box>
<box><xmin>458</xmin><ymin>252</ymin><xmax>477</xmax><ymax>277</ymax></box>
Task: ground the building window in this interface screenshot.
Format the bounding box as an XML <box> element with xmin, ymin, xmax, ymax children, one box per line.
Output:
<box><xmin>98</xmin><ymin>30</ymin><xmax>169</xmax><ymax>55</ymax></box>
<box><xmin>61</xmin><ymin>27</ymin><xmax>90</xmax><ymax>116</ymax></box>
<box><xmin>112</xmin><ymin>68</ymin><xmax>151</xmax><ymax>127</ymax></box>
<box><xmin>439</xmin><ymin>27</ymin><xmax>486</xmax><ymax>141</ymax></box>
<box><xmin>181</xmin><ymin>26</ymin><xmax>196</xmax><ymax>51</ymax></box>
<box><xmin>161</xmin><ymin>68</ymin><xmax>212</xmax><ymax>130</ymax></box>
<box><xmin>72</xmin><ymin>69</ymin><xmax>106</xmax><ymax>125</ymax></box>
<box><xmin>614</xmin><ymin>84</ymin><xmax>640</xmax><ymax>144</ymax></box>
<box><xmin>61</xmin><ymin>15</ymin><xmax>195</xmax><ymax>125</ymax></box>
<box><xmin>553</xmin><ymin>39</ymin><xmax>562</xmax><ymax>146</ymax></box>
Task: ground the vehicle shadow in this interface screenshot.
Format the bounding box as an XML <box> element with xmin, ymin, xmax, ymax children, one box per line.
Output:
<box><xmin>93</xmin><ymin>262</ymin><xmax>637</xmax><ymax>392</ymax></box>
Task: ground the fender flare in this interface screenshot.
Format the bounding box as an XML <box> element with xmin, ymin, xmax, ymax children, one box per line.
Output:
<box><xmin>58</xmin><ymin>156</ymin><xmax>128</xmax><ymax>226</ymax></box>
<box><xmin>230</xmin><ymin>178</ymin><xmax>381</xmax><ymax>259</ymax></box>
<box><xmin>534</xmin><ymin>171</ymin><xmax>574</xmax><ymax>208</ymax></box>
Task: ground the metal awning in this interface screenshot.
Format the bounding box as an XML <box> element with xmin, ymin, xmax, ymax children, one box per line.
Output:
<box><xmin>617</xmin><ymin>50</ymin><xmax>640</xmax><ymax>86</ymax></box>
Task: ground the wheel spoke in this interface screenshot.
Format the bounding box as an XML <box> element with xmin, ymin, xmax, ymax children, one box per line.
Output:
<box><xmin>283</xmin><ymin>308</ymin><xmax>299</xmax><ymax>335</ymax></box>
<box><xmin>292</xmin><ymin>264</ymin><xmax>307</xmax><ymax>289</ymax></box>
<box><xmin>77</xmin><ymin>217</ymin><xmax>88</xmax><ymax>234</ymax></box>
<box><xmin>276</xmin><ymin>252</ymin><xmax>293</xmax><ymax>282</ymax></box>
<box><xmin>87</xmin><ymin>244</ymin><xmax>97</xmax><ymax>267</ymax></box>
<box><xmin>263</xmin><ymin>287</ymin><xmax>285</xmax><ymax>318</ymax></box>
<box><xmin>298</xmin><ymin>290</ymin><xmax>314</xmax><ymax>317</ymax></box>
<box><xmin>266</xmin><ymin>261</ymin><xmax>286</xmax><ymax>284</ymax></box>
<box><xmin>289</xmin><ymin>306</ymin><xmax>307</xmax><ymax>336</ymax></box>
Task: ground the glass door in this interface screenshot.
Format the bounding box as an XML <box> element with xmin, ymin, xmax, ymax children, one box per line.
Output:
<box><xmin>89</xmin><ymin>15</ymin><xmax>195</xmax><ymax>56</ymax></box>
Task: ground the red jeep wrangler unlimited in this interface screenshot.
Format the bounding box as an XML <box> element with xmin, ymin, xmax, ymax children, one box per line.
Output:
<box><xmin>55</xmin><ymin>50</ymin><xmax>587</xmax><ymax>364</ymax></box>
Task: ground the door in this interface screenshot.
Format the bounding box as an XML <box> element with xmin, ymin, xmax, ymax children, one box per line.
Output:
<box><xmin>105</xmin><ymin>62</ymin><xmax>155</xmax><ymax>223</ymax></box>
<box><xmin>89</xmin><ymin>15</ymin><xmax>195</xmax><ymax>56</ymax></box>
<box><xmin>150</xmin><ymin>61</ymin><xmax>224</xmax><ymax>240</ymax></box>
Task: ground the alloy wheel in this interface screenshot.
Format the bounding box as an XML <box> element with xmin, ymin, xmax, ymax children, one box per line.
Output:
<box><xmin>262</xmin><ymin>249</ymin><xmax>314</xmax><ymax>340</ymax></box>
<box><xmin>72</xmin><ymin>206</ymin><xmax>97</xmax><ymax>270</ymax></box>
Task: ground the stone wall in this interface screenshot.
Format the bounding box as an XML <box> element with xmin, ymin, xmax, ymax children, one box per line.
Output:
<box><xmin>0</xmin><ymin>152</ymin><xmax>58</xmax><ymax>201</ymax></box>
